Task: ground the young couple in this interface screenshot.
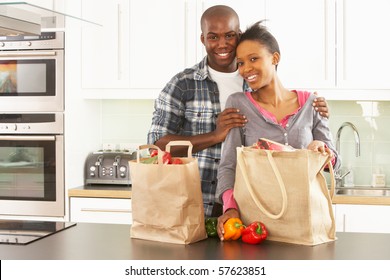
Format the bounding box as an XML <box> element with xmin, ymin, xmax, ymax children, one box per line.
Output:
<box><xmin>147</xmin><ymin>5</ymin><xmax>338</xmax><ymax>239</ymax></box>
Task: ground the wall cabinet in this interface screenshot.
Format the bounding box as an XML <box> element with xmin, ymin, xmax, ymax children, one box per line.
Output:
<box><xmin>335</xmin><ymin>204</ymin><xmax>390</xmax><ymax>233</ymax></box>
<box><xmin>78</xmin><ymin>0</ymin><xmax>195</xmax><ymax>98</ymax></box>
<box><xmin>267</xmin><ymin>0</ymin><xmax>390</xmax><ymax>93</ymax></box>
<box><xmin>81</xmin><ymin>0</ymin><xmax>130</xmax><ymax>89</ymax></box>
<box><xmin>266</xmin><ymin>0</ymin><xmax>336</xmax><ymax>90</ymax></box>
<box><xmin>70</xmin><ymin>197</ymin><xmax>132</xmax><ymax>225</ymax></box>
<box><xmin>69</xmin><ymin>0</ymin><xmax>390</xmax><ymax>100</ymax></box>
<box><xmin>335</xmin><ymin>0</ymin><xmax>390</xmax><ymax>89</ymax></box>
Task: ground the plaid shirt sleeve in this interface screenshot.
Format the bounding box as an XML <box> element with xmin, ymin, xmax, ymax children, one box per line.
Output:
<box><xmin>147</xmin><ymin>76</ymin><xmax>186</xmax><ymax>144</ymax></box>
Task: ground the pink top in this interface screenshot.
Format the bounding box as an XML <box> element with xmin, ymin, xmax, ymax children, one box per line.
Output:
<box><xmin>245</xmin><ymin>90</ymin><xmax>310</xmax><ymax>128</ymax></box>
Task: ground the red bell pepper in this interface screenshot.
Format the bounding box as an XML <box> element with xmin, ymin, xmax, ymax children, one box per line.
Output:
<box><xmin>241</xmin><ymin>221</ymin><xmax>268</xmax><ymax>244</ymax></box>
<box><xmin>171</xmin><ymin>158</ymin><xmax>183</xmax><ymax>164</ymax></box>
<box><xmin>149</xmin><ymin>149</ymin><xmax>158</xmax><ymax>157</ymax></box>
<box><xmin>162</xmin><ymin>151</ymin><xmax>172</xmax><ymax>164</ymax></box>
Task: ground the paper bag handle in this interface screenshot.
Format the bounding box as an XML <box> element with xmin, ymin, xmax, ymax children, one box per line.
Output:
<box><xmin>165</xmin><ymin>141</ymin><xmax>193</xmax><ymax>158</ymax></box>
<box><xmin>136</xmin><ymin>141</ymin><xmax>193</xmax><ymax>164</ymax></box>
<box><xmin>136</xmin><ymin>144</ymin><xmax>164</xmax><ymax>164</ymax></box>
<box><xmin>237</xmin><ymin>149</ymin><xmax>288</xmax><ymax>220</ymax></box>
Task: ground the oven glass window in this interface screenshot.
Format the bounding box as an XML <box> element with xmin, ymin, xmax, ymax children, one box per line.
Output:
<box><xmin>0</xmin><ymin>60</ymin><xmax>55</xmax><ymax>96</ymax></box>
<box><xmin>0</xmin><ymin>140</ymin><xmax>56</xmax><ymax>201</ymax></box>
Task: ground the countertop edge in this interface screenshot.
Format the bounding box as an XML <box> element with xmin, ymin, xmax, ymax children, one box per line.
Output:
<box><xmin>68</xmin><ymin>186</ymin><xmax>132</xmax><ymax>199</ymax></box>
<box><xmin>332</xmin><ymin>195</ymin><xmax>390</xmax><ymax>205</ymax></box>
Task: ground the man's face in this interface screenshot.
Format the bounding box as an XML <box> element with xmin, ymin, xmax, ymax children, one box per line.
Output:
<box><xmin>201</xmin><ymin>15</ymin><xmax>240</xmax><ymax>73</ymax></box>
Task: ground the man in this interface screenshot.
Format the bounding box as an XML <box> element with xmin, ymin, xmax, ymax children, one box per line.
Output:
<box><xmin>147</xmin><ymin>5</ymin><xmax>329</xmax><ymax>217</ymax></box>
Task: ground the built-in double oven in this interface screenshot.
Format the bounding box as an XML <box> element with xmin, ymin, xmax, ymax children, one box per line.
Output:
<box><xmin>0</xmin><ymin>32</ymin><xmax>65</xmax><ymax>217</ymax></box>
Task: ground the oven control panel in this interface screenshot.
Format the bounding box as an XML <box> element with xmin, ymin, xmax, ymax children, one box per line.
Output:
<box><xmin>0</xmin><ymin>32</ymin><xmax>64</xmax><ymax>50</ymax></box>
<box><xmin>0</xmin><ymin>113</ymin><xmax>63</xmax><ymax>134</ymax></box>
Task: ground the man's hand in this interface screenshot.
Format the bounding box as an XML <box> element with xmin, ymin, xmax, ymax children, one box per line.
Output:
<box><xmin>312</xmin><ymin>92</ymin><xmax>330</xmax><ymax>118</ymax></box>
<box><xmin>214</xmin><ymin>108</ymin><xmax>247</xmax><ymax>142</ymax></box>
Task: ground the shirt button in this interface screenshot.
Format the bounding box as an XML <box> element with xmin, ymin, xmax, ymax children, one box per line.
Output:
<box><xmin>285</xmin><ymin>143</ymin><xmax>289</xmax><ymax>145</ymax></box>
<box><xmin>215</xmin><ymin>159</ymin><xmax>220</xmax><ymax>163</ymax></box>
<box><xmin>284</xmin><ymin>133</ymin><xmax>287</xmax><ymax>136</ymax></box>
<box><xmin>286</xmin><ymin>124</ymin><xmax>289</xmax><ymax>127</ymax></box>
<box><xmin>197</xmin><ymin>112</ymin><xmax>201</xmax><ymax>117</ymax></box>
<box><xmin>211</xmin><ymin>181</ymin><xmax>216</xmax><ymax>185</ymax></box>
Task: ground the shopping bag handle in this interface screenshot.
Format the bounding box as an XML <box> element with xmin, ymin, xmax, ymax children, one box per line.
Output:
<box><xmin>137</xmin><ymin>141</ymin><xmax>193</xmax><ymax>164</ymax></box>
<box><xmin>323</xmin><ymin>155</ymin><xmax>336</xmax><ymax>199</ymax></box>
<box><xmin>237</xmin><ymin>149</ymin><xmax>287</xmax><ymax>220</ymax></box>
<box><xmin>136</xmin><ymin>144</ymin><xmax>164</xmax><ymax>164</ymax></box>
<box><xmin>165</xmin><ymin>141</ymin><xmax>193</xmax><ymax>158</ymax></box>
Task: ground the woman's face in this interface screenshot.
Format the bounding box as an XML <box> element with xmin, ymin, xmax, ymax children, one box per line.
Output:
<box><xmin>236</xmin><ymin>40</ymin><xmax>278</xmax><ymax>91</ymax></box>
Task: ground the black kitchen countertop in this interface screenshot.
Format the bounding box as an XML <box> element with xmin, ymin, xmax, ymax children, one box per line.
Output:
<box><xmin>1</xmin><ymin>222</ymin><xmax>390</xmax><ymax>260</ymax></box>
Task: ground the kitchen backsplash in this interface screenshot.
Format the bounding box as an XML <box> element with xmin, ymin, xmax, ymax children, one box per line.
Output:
<box><xmin>101</xmin><ymin>99</ymin><xmax>390</xmax><ymax>187</ymax></box>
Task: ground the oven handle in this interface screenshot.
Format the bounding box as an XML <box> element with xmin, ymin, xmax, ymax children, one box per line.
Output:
<box><xmin>0</xmin><ymin>51</ymin><xmax>58</xmax><ymax>57</ymax></box>
<box><xmin>0</xmin><ymin>135</ymin><xmax>56</xmax><ymax>141</ymax></box>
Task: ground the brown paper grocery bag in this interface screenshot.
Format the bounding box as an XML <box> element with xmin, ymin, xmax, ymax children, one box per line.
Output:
<box><xmin>234</xmin><ymin>147</ymin><xmax>336</xmax><ymax>246</ymax></box>
<box><xmin>129</xmin><ymin>141</ymin><xmax>207</xmax><ymax>244</ymax></box>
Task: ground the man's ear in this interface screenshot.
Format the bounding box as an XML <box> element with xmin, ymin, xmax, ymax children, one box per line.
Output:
<box><xmin>200</xmin><ymin>33</ymin><xmax>205</xmax><ymax>45</ymax></box>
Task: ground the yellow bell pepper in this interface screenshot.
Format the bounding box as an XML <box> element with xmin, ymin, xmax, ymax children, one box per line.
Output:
<box><xmin>223</xmin><ymin>218</ymin><xmax>245</xmax><ymax>241</ymax></box>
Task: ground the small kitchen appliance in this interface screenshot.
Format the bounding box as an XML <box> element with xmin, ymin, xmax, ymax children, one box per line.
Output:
<box><xmin>85</xmin><ymin>150</ymin><xmax>136</xmax><ymax>186</ymax></box>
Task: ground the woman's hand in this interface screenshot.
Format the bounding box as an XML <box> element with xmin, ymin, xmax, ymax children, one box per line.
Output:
<box><xmin>217</xmin><ymin>208</ymin><xmax>240</xmax><ymax>241</ymax></box>
<box><xmin>307</xmin><ymin>140</ymin><xmax>333</xmax><ymax>157</ymax></box>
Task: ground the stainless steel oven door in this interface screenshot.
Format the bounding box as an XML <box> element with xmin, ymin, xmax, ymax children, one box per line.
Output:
<box><xmin>0</xmin><ymin>50</ymin><xmax>64</xmax><ymax>112</ymax></box>
<box><xmin>0</xmin><ymin>135</ymin><xmax>64</xmax><ymax>217</ymax></box>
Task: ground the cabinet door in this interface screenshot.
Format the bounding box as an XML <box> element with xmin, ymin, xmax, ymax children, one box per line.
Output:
<box><xmin>81</xmin><ymin>0</ymin><xmax>130</xmax><ymax>89</ymax></box>
<box><xmin>337</xmin><ymin>0</ymin><xmax>390</xmax><ymax>89</ymax></box>
<box><xmin>335</xmin><ymin>204</ymin><xmax>390</xmax><ymax>233</ymax></box>
<box><xmin>128</xmin><ymin>0</ymin><xmax>191</xmax><ymax>90</ymax></box>
<box><xmin>266</xmin><ymin>0</ymin><xmax>336</xmax><ymax>90</ymax></box>
<box><xmin>70</xmin><ymin>197</ymin><xmax>132</xmax><ymax>225</ymax></box>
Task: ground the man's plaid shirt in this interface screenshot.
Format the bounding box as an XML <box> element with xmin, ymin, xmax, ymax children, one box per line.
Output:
<box><xmin>148</xmin><ymin>57</ymin><xmax>227</xmax><ymax>217</ymax></box>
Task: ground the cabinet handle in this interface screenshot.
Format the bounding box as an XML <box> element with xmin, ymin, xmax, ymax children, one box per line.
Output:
<box><xmin>80</xmin><ymin>208</ymin><xmax>131</xmax><ymax>214</ymax></box>
<box><xmin>117</xmin><ymin>3</ymin><xmax>122</xmax><ymax>80</ymax></box>
<box><xmin>343</xmin><ymin>214</ymin><xmax>346</xmax><ymax>232</ymax></box>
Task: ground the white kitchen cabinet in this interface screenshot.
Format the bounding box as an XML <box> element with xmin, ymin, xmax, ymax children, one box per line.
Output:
<box><xmin>67</xmin><ymin>0</ymin><xmax>390</xmax><ymax>100</ymax></box>
<box><xmin>335</xmin><ymin>204</ymin><xmax>390</xmax><ymax>233</ymax></box>
<box><xmin>80</xmin><ymin>0</ymin><xmax>130</xmax><ymax>89</ymax></box>
<box><xmin>78</xmin><ymin>0</ymin><xmax>195</xmax><ymax>98</ymax></box>
<box><xmin>70</xmin><ymin>197</ymin><xmax>132</xmax><ymax>225</ymax></box>
<box><xmin>267</xmin><ymin>0</ymin><xmax>390</xmax><ymax>92</ymax></box>
<box><xmin>335</xmin><ymin>0</ymin><xmax>390</xmax><ymax>89</ymax></box>
<box><xmin>266</xmin><ymin>0</ymin><xmax>336</xmax><ymax>90</ymax></box>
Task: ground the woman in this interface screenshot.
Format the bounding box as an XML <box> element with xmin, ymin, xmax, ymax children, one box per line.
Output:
<box><xmin>215</xmin><ymin>21</ymin><xmax>340</xmax><ymax>240</ymax></box>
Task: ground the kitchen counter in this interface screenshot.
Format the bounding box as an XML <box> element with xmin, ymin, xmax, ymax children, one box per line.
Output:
<box><xmin>1</xmin><ymin>223</ymin><xmax>390</xmax><ymax>260</ymax></box>
<box><xmin>332</xmin><ymin>194</ymin><xmax>390</xmax><ymax>205</ymax></box>
<box><xmin>68</xmin><ymin>185</ymin><xmax>131</xmax><ymax>199</ymax></box>
<box><xmin>68</xmin><ymin>185</ymin><xmax>390</xmax><ymax>205</ymax></box>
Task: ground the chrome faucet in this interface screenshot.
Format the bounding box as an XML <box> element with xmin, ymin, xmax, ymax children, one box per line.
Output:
<box><xmin>335</xmin><ymin>122</ymin><xmax>360</xmax><ymax>187</ymax></box>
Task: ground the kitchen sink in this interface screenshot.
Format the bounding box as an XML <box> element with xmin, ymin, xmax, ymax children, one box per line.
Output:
<box><xmin>335</xmin><ymin>188</ymin><xmax>390</xmax><ymax>197</ymax></box>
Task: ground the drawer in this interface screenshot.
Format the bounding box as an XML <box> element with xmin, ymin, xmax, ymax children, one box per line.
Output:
<box><xmin>70</xmin><ymin>197</ymin><xmax>132</xmax><ymax>224</ymax></box>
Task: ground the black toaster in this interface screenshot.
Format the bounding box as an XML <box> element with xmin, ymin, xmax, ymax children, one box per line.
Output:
<box><xmin>84</xmin><ymin>151</ymin><xmax>137</xmax><ymax>185</ymax></box>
